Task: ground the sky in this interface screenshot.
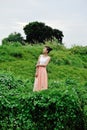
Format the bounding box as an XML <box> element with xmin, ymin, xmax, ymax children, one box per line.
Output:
<box><xmin>0</xmin><ymin>0</ymin><xmax>87</xmax><ymax>47</ymax></box>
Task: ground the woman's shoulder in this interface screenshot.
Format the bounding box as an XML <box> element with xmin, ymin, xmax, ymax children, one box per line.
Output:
<box><xmin>48</xmin><ymin>56</ymin><xmax>51</xmax><ymax>59</ymax></box>
<box><xmin>40</xmin><ymin>54</ymin><xmax>43</xmax><ymax>56</ymax></box>
<box><xmin>39</xmin><ymin>54</ymin><xmax>43</xmax><ymax>57</ymax></box>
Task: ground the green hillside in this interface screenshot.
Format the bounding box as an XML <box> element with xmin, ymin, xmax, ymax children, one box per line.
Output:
<box><xmin>0</xmin><ymin>42</ymin><xmax>87</xmax><ymax>85</ymax></box>
<box><xmin>0</xmin><ymin>42</ymin><xmax>87</xmax><ymax>129</ymax></box>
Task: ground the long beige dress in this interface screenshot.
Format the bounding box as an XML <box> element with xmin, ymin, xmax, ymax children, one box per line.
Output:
<box><xmin>33</xmin><ymin>55</ymin><xmax>49</xmax><ymax>91</ymax></box>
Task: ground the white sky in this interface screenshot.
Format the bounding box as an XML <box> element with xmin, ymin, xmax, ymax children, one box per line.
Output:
<box><xmin>0</xmin><ymin>0</ymin><xmax>87</xmax><ymax>47</ymax></box>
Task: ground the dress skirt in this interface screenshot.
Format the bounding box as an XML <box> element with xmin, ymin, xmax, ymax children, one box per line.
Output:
<box><xmin>33</xmin><ymin>66</ymin><xmax>48</xmax><ymax>91</ymax></box>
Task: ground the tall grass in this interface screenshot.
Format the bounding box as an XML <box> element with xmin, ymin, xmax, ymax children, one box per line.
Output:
<box><xmin>0</xmin><ymin>42</ymin><xmax>87</xmax><ymax>129</ymax></box>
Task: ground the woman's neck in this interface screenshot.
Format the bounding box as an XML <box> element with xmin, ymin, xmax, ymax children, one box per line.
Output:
<box><xmin>43</xmin><ymin>53</ymin><xmax>48</xmax><ymax>56</ymax></box>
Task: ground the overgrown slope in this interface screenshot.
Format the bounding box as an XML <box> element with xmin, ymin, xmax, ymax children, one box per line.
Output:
<box><xmin>0</xmin><ymin>42</ymin><xmax>87</xmax><ymax>130</ymax></box>
<box><xmin>0</xmin><ymin>42</ymin><xmax>87</xmax><ymax>85</ymax></box>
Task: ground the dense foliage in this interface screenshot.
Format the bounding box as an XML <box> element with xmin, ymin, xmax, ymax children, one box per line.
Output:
<box><xmin>2</xmin><ymin>32</ymin><xmax>24</xmax><ymax>45</ymax></box>
<box><xmin>2</xmin><ymin>21</ymin><xmax>64</xmax><ymax>45</ymax></box>
<box><xmin>0</xmin><ymin>42</ymin><xmax>87</xmax><ymax>130</ymax></box>
<box><xmin>0</xmin><ymin>73</ymin><xmax>86</xmax><ymax>130</ymax></box>
<box><xmin>23</xmin><ymin>21</ymin><xmax>64</xmax><ymax>44</ymax></box>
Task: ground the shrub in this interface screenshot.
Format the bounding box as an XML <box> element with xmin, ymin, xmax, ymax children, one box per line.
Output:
<box><xmin>10</xmin><ymin>51</ymin><xmax>23</xmax><ymax>58</ymax></box>
<box><xmin>2</xmin><ymin>32</ymin><xmax>24</xmax><ymax>45</ymax></box>
<box><xmin>0</xmin><ymin>87</ymin><xmax>85</xmax><ymax>130</ymax></box>
<box><xmin>70</xmin><ymin>46</ymin><xmax>87</xmax><ymax>55</ymax></box>
<box><xmin>0</xmin><ymin>73</ymin><xmax>24</xmax><ymax>90</ymax></box>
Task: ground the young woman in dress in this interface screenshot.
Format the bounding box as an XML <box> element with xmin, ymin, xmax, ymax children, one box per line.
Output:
<box><xmin>33</xmin><ymin>46</ymin><xmax>52</xmax><ymax>92</ymax></box>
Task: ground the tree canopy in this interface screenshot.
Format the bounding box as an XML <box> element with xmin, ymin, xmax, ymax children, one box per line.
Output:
<box><xmin>2</xmin><ymin>32</ymin><xmax>24</xmax><ymax>45</ymax></box>
<box><xmin>23</xmin><ymin>21</ymin><xmax>64</xmax><ymax>44</ymax></box>
<box><xmin>2</xmin><ymin>21</ymin><xmax>64</xmax><ymax>45</ymax></box>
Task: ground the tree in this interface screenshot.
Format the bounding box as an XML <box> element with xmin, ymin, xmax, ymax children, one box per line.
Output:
<box><xmin>53</xmin><ymin>29</ymin><xmax>64</xmax><ymax>43</ymax></box>
<box><xmin>23</xmin><ymin>21</ymin><xmax>64</xmax><ymax>44</ymax></box>
<box><xmin>24</xmin><ymin>21</ymin><xmax>52</xmax><ymax>43</ymax></box>
<box><xmin>2</xmin><ymin>32</ymin><xmax>24</xmax><ymax>45</ymax></box>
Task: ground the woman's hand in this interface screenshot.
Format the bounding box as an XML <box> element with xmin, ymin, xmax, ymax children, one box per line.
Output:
<box><xmin>36</xmin><ymin>64</ymin><xmax>39</xmax><ymax>67</ymax></box>
<box><xmin>36</xmin><ymin>64</ymin><xmax>46</xmax><ymax>67</ymax></box>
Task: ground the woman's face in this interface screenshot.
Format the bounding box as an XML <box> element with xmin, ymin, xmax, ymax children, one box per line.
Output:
<box><xmin>43</xmin><ymin>47</ymin><xmax>48</xmax><ymax>54</ymax></box>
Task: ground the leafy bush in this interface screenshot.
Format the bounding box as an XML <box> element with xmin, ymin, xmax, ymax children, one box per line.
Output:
<box><xmin>0</xmin><ymin>43</ymin><xmax>87</xmax><ymax>130</ymax></box>
<box><xmin>10</xmin><ymin>42</ymin><xmax>23</xmax><ymax>47</ymax></box>
<box><xmin>70</xmin><ymin>46</ymin><xmax>87</xmax><ymax>55</ymax></box>
<box><xmin>0</xmin><ymin>44</ymin><xmax>23</xmax><ymax>62</ymax></box>
<box><xmin>0</xmin><ymin>73</ymin><xmax>24</xmax><ymax>90</ymax></box>
<box><xmin>10</xmin><ymin>51</ymin><xmax>23</xmax><ymax>58</ymax></box>
<box><xmin>2</xmin><ymin>32</ymin><xmax>24</xmax><ymax>45</ymax></box>
<box><xmin>0</xmin><ymin>85</ymin><xmax>86</xmax><ymax>130</ymax></box>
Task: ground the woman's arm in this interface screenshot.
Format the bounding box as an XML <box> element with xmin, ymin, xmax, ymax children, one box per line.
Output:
<box><xmin>36</xmin><ymin>57</ymin><xmax>40</xmax><ymax>66</ymax></box>
<box><xmin>35</xmin><ymin>55</ymin><xmax>41</xmax><ymax>77</ymax></box>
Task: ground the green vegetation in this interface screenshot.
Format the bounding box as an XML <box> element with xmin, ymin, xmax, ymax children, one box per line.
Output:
<box><xmin>24</xmin><ymin>21</ymin><xmax>64</xmax><ymax>43</ymax></box>
<box><xmin>2</xmin><ymin>32</ymin><xmax>24</xmax><ymax>45</ymax></box>
<box><xmin>0</xmin><ymin>42</ymin><xmax>87</xmax><ymax>130</ymax></box>
<box><xmin>2</xmin><ymin>21</ymin><xmax>64</xmax><ymax>45</ymax></box>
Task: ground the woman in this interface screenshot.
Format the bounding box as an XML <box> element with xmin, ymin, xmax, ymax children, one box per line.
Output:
<box><xmin>33</xmin><ymin>46</ymin><xmax>52</xmax><ymax>91</ymax></box>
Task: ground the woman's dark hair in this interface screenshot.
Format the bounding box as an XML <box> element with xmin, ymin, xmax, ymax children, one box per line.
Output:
<box><xmin>45</xmin><ymin>46</ymin><xmax>52</xmax><ymax>53</ymax></box>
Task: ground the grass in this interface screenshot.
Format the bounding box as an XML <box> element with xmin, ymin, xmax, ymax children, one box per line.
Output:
<box><xmin>0</xmin><ymin>42</ymin><xmax>87</xmax><ymax>129</ymax></box>
<box><xmin>0</xmin><ymin>42</ymin><xmax>87</xmax><ymax>85</ymax></box>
